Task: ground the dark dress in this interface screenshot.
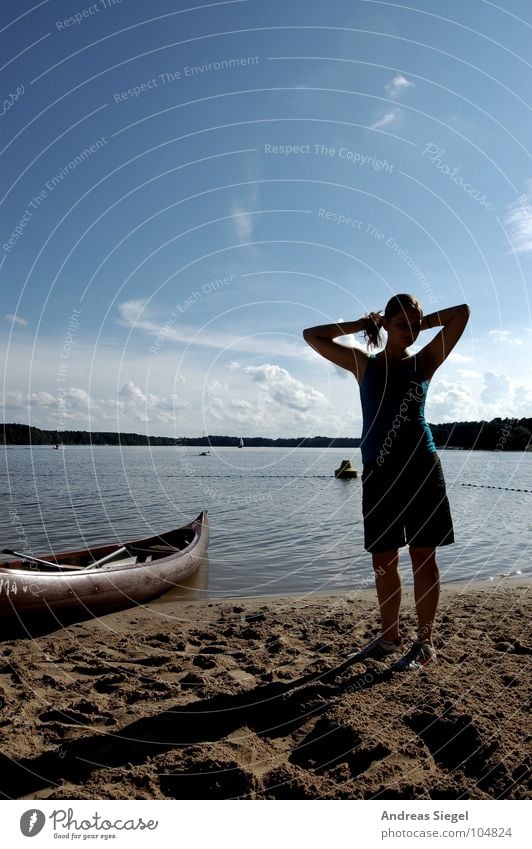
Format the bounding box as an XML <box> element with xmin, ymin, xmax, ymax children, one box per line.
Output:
<box><xmin>359</xmin><ymin>354</ymin><xmax>454</xmax><ymax>553</ymax></box>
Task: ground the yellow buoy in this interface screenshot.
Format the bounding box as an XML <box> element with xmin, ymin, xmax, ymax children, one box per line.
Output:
<box><xmin>334</xmin><ymin>459</ymin><xmax>358</xmax><ymax>479</ymax></box>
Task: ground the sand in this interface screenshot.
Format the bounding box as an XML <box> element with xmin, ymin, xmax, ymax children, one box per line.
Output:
<box><xmin>0</xmin><ymin>578</ymin><xmax>530</xmax><ymax>800</ymax></box>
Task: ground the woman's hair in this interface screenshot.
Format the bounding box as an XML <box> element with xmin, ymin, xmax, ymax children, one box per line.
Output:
<box><xmin>362</xmin><ymin>293</ymin><xmax>423</xmax><ymax>350</ymax></box>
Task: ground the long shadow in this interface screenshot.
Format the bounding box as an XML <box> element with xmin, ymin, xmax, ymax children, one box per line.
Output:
<box><xmin>0</xmin><ymin>659</ymin><xmax>392</xmax><ymax>799</ymax></box>
<box><xmin>0</xmin><ymin>612</ymin><xmax>102</xmax><ymax>641</ymax></box>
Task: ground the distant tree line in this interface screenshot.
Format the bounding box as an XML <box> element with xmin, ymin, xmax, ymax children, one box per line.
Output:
<box><xmin>430</xmin><ymin>418</ymin><xmax>532</xmax><ymax>451</ymax></box>
<box><xmin>0</xmin><ymin>424</ymin><xmax>179</xmax><ymax>446</ymax></box>
<box><xmin>1</xmin><ymin>418</ymin><xmax>531</xmax><ymax>450</ymax></box>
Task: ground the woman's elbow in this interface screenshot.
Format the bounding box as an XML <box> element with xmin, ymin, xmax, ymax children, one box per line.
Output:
<box><xmin>454</xmin><ymin>304</ymin><xmax>470</xmax><ymax>323</ymax></box>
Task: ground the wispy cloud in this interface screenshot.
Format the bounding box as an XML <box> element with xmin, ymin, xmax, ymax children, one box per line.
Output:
<box><xmin>448</xmin><ymin>351</ymin><xmax>473</xmax><ymax>363</ymax></box>
<box><xmin>5</xmin><ymin>314</ymin><xmax>27</xmax><ymax>326</ymax></box>
<box><xmin>504</xmin><ymin>187</ymin><xmax>532</xmax><ymax>253</ymax></box>
<box><xmin>231</xmin><ymin>204</ymin><xmax>256</xmax><ymax>243</ymax></box>
<box><xmin>117</xmin><ymin>300</ymin><xmax>305</xmax><ymax>358</ymax></box>
<box><xmin>488</xmin><ymin>329</ymin><xmax>524</xmax><ymax>346</ymax></box>
<box><xmin>370</xmin><ymin>74</ymin><xmax>415</xmax><ymax>131</ymax></box>
<box><xmin>385</xmin><ymin>74</ymin><xmax>415</xmax><ymax>99</ymax></box>
<box><xmin>369</xmin><ymin>110</ymin><xmax>399</xmax><ymax>130</ymax></box>
<box><xmin>231</xmin><ymin>175</ymin><xmax>259</xmax><ymax>245</ymax></box>
<box><xmin>457</xmin><ymin>368</ymin><xmax>480</xmax><ymax>378</ymax></box>
<box><xmin>118</xmin><ymin>299</ymin><xmax>148</xmax><ymax>325</ymax></box>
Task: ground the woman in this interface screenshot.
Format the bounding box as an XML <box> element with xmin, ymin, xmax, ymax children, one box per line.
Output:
<box><xmin>303</xmin><ymin>294</ymin><xmax>470</xmax><ymax>670</ymax></box>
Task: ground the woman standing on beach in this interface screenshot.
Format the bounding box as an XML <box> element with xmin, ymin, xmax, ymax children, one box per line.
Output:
<box><xmin>303</xmin><ymin>295</ymin><xmax>470</xmax><ymax>670</ymax></box>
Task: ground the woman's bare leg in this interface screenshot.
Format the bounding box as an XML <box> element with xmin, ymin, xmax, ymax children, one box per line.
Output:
<box><xmin>372</xmin><ymin>549</ymin><xmax>401</xmax><ymax>640</ymax></box>
<box><xmin>409</xmin><ymin>546</ymin><xmax>439</xmax><ymax>642</ymax></box>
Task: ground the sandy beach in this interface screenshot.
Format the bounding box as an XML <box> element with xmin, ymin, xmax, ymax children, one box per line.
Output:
<box><xmin>0</xmin><ymin>578</ymin><xmax>530</xmax><ymax>801</ymax></box>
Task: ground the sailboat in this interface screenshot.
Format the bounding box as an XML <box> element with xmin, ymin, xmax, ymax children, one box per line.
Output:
<box><xmin>238</xmin><ymin>437</ymin><xmax>244</xmax><ymax>448</ymax></box>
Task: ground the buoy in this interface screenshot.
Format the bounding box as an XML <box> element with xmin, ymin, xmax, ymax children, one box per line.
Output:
<box><xmin>335</xmin><ymin>459</ymin><xmax>358</xmax><ymax>479</ymax></box>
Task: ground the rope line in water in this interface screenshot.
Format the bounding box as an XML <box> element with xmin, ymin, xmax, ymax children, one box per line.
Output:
<box><xmin>183</xmin><ymin>474</ymin><xmax>332</xmax><ymax>478</ymax></box>
<box><xmin>182</xmin><ymin>475</ymin><xmax>531</xmax><ymax>492</ymax></box>
<box><xmin>180</xmin><ymin>474</ymin><xmax>532</xmax><ymax>493</ymax></box>
<box><xmin>459</xmin><ymin>483</ymin><xmax>532</xmax><ymax>493</ymax></box>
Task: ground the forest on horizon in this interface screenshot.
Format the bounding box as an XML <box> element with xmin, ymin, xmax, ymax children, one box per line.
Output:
<box><xmin>1</xmin><ymin>419</ymin><xmax>531</xmax><ymax>451</ymax></box>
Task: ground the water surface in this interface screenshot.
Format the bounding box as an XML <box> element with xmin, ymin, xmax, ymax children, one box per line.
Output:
<box><xmin>1</xmin><ymin>446</ymin><xmax>530</xmax><ymax>598</ymax></box>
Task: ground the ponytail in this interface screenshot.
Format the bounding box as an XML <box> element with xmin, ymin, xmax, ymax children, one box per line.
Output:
<box><xmin>363</xmin><ymin>311</ymin><xmax>384</xmax><ymax>350</ymax></box>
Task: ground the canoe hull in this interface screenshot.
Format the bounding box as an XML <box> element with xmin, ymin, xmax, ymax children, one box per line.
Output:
<box><xmin>0</xmin><ymin>512</ymin><xmax>208</xmax><ymax>621</ymax></box>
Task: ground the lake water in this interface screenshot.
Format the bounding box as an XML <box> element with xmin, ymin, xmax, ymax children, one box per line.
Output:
<box><xmin>1</xmin><ymin>446</ymin><xmax>530</xmax><ymax>598</ymax></box>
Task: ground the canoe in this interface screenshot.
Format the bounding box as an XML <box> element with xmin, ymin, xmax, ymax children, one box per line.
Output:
<box><xmin>0</xmin><ymin>511</ymin><xmax>208</xmax><ymax>621</ymax></box>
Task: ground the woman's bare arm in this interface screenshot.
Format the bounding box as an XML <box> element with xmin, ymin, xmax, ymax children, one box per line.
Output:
<box><xmin>419</xmin><ymin>304</ymin><xmax>470</xmax><ymax>377</ymax></box>
<box><xmin>302</xmin><ymin>318</ymin><xmax>371</xmax><ymax>378</ymax></box>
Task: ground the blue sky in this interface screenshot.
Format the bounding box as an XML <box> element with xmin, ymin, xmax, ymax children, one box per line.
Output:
<box><xmin>1</xmin><ymin>0</ymin><xmax>531</xmax><ymax>437</ymax></box>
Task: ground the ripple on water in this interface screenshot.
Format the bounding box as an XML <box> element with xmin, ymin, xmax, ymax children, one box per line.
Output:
<box><xmin>1</xmin><ymin>447</ymin><xmax>530</xmax><ymax>596</ymax></box>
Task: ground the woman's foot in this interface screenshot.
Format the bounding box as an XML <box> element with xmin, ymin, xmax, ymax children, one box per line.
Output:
<box><xmin>393</xmin><ymin>640</ymin><xmax>437</xmax><ymax>671</ymax></box>
<box><xmin>349</xmin><ymin>634</ymin><xmax>403</xmax><ymax>661</ymax></box>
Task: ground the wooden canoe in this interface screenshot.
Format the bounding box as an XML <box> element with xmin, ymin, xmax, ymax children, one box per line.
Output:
<box><xmin>0</xmin><ymin>511</ymin><xmax>208</xmax><ymax>621</ymax></box>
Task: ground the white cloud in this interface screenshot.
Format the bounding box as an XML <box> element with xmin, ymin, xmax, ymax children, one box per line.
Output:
<box><xmin>64</xmin><ymin>387</ymin><xmax>91</xmax><ymax>408</ymax></box>
<box><xmin>1</xmin><ymin>383</ymin><xmax>190</xmax><ymax>430</ymax></box>
<box><xmin>488</xmin><ymin>329</ymin><xmax>524</xmax><ymax>346</ymax></box>
<box><xmin>385</xmin><ymin>74</ymin><xmax>415</xmax><ymax>98</ymax></box>
<box><xmin>245</xmin><ymin>363</ymin><xmax>326</xmax><ymax>411</ymax></box>
<box><xmin>504</xmin><ymin>188</ymin><xmax>532</xmax><ymax>254</ymax></box>
<box><xmin>231</xmin><ymin>178</ymin><xmax>259</xmax><ymax>244</ymax></box>
<box><xmin>448</xmin><ymin>351</ymin><xmax>473</xmax><ymax>363</ymax></box>
<box><xmin>118</xmin><ymin>299</ymin><xmax>149</xmax><ymax>325</ymax></box>
<box><xmin>511</xmin><ymin>384</ymin><xmax>532</xmax><ymax>417</ymax></box>
<box><xmin>2</xmin><ymin>389</ymin><xmax>57</xmax><ymax>411</ymax></box>
<box><xmin>369</xmin><ymin>75</ymin><xmax>414</xmax><ymax>131</ymax></box>
<box><xmin>425</xmin><ymin>378</ymin><xmax>478</xmax><ymax>422</ymax></box>
<box><xmin>117</xmin><ymin>300</ymin><xmax>305</xmax><ymax>358</ymax></box>
<box><xmin>370</xmin><ymin>110</ymin><xmax>399</xmax><ymax>130</ymax></box>
<box><xmin>116</xmin><ymin>381</ymin><xmax>190</xmax><ymax>424</ymax></box>
<box><xmin>457</xmin><ymin>368</ymin><xmax>480</xmax><ymax>378</ymax></box>
<box><xmin>231</xmin><ymin>205</ymin><xmax>255</xmax><ymax>243</ymax></box>
<box><xmin>480</xmin><ymin>371</ymin><xmax>510</xmax><ymax>404</ymax></box>
<box><xmin>204</xmin><ymin>364</ymin><xmax>343</xmax><ymax>435</ymax></box>
<box><xmin>5</xmin><ymin>314</ymin><xmax>27</xmax><ymax>326</ymax></box>
<box><xmin>206</xmin><ymin>380</ymin><xmax>254</xmax><ymax>425</ymax></box>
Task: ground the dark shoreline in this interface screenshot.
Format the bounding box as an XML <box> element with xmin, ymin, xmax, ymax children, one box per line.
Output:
<box><xmin>2</xmin><ymin>418</ymin><xmax>532</xmax><ymax>450</ymax></box>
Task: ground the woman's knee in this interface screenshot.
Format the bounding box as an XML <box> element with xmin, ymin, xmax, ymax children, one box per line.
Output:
<box><xmin>410</xmin><ymin>546</ymin><xmax>439</xmax><ymax>575</ymax></box>
<box><xmin>371</xmin><ymin>549</ymin><xmax>399</xmax><ymax>573</ymax></box>
<box><xmin>409</xmin><ymin>545</ymin><xmax>436</xmax><ymax>564</ymax></box>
